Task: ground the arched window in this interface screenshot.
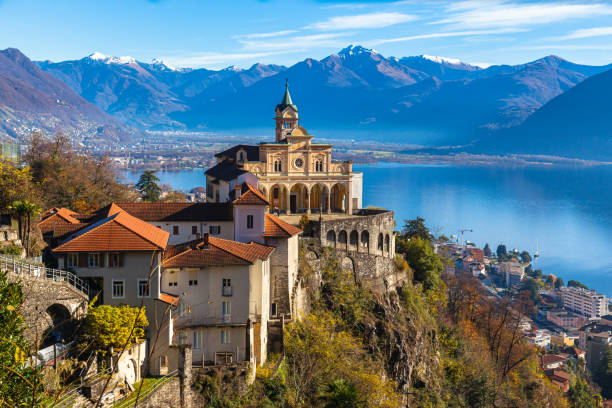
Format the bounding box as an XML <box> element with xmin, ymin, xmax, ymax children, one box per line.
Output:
<box><xmin>349</xmin><ymin>230</ymin><xmax>358</xmax><ymax>249</ymax></box>
<box><xmin>361</xmin><ymin>231</ymin><xmax>370</xmax><ymax>252</ymax></box>
<box><xmin>384</xmin><ymin>234</ymin><xmax>390</xmax><ymax>254</ymax></box>
<box><xmin>273</xmin><ymin>188</ymin><xmax>279</xmax><ymax>199</ymax></box>
<box><xmin>274</xmin><ymin>160</ymin><xmax>282</xmax><ymax>172</ymax></box>
<box><xmin>237</xmin><ymin>151</ymin><xmax>245</xmax><ymax>161</ymax></box>
<box><xmin>315</xmin><ymin>160</ymin><xmax>323</xmax><ymax>172</ymax></box>
<box><xmin>326</xmin><ymin>230</ymin><xmax>336</xmax><ymax>248</ymax></box>
<box><xmin>378</xmin><ymin>233</ymin><xmax>383</xmax><ymax>252</ymax></box>
<box><xmin>338</xmin><ymin>230</ymin><xmax>348</xmax><ymax>250</ymax></box>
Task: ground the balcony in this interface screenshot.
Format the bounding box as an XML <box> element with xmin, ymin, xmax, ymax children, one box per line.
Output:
<box><xmin>222</xmin><ymin>286</ymin><xmax>233</xmax><ymax>296</ymax></box>
<box><xmin>222</xmin><ymin>314</ymin><xmax>231</xmax><ymax>323</ymax></box>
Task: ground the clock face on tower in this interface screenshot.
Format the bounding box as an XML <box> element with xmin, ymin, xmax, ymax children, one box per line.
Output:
<box><xmin>294</xmin><ymin>158</ymin><xmax>304</xmax><ymax>168</ymax></box>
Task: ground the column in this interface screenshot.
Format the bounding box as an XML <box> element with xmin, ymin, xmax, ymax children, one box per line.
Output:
<box><xmin>285</xmin><ymin>186</ymin><xmax>291</xmax><ymax>214</ymax></box>
<box><xmin>326</xmin><ymin>188</ymin><xmax>331</xmax><ymax>214</ymax></box>
<box><xmin>347</xmin><ymin>182</ymin><xmax>353</xmax><ymax>215</ymax></box>
<box><xmin>306</xmin><ymin>186</ymin><xmax>311</xmax><ymax>214</ymax></box>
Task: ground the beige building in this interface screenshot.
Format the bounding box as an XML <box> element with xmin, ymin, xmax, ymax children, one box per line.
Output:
<box><xmin>206</xmin><ymin>83</ymin><xmax>363</xmax><ymax>215</ymax></box>
<box><xmin>161</xmin><ymin>235</ymin><xmax>274</xmax><ymax>366</ymax></box>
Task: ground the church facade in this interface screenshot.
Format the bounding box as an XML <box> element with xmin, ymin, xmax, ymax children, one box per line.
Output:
<box><xmin>205</xmin><ymin>83</ymin><xmax>363</xmax><ymax>214</ymax></box>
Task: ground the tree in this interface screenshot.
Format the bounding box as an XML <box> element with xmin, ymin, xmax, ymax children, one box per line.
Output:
<box><xmin>555</xmin><ymin>277</ymin><xmax>565</xmax><ymax>289</ymax></box>
<box><xmin>23</xmin><ymin>133</ymin><xmax>136</xmax><ymax>209</ymax></box>
<box><xmin>402</xmin><ymin>217</ymin><xmax>433</xmax><ymax>241</ymax></box>
<box><xmin>0</xmin><ymin>160</ymin><xmax>38</xmax><ymax>212</ymax></box>
<box><xmin>135</xmin><ymin>170</ymin><xmax>162</xmax><ymax>202</ymax></box>
<box><xmin>0</xmin><ymin>271</ymin><xmax>43</xmax><ymax>406</ymax></box>
<box><xmin>401</xmin><ymin>237</ymin><xmax>444</xmax><ymax>291</ymax></box>
<box><xmin>520</xmin><ymin>278</ymin><xmax>541</xmax><ymax>302</ymax></box>
<box><xmin>594</xmin><ymin>347</ymin><xmax>612</xmax><ymax>398</ymax></box>
<box><xmin>568</xmin><ymin>378</ymin><xmax>600</xmax><ymax>408</ymax></box>
<box><xmin>318</xmin><ymin>379</ymin><xmax>363</xmax><ymax>408</ymax></box>
<box><xmin>8</xmin><ymin>200</ymin><xmax>41</xmax><ymax>256</ymax></box>
<box><xmin>483</xmin><ymin>243</ymin><xmax>492</xmax><ymax>258</ymax></box>
<box><xmin>82</xmin><ymin>305</ymin><xmax>148</xmax><ymax>354</ymax></box>
<box><xmin>520</xmin><ymin>251</ymin><xmax>532</xmax><ymax>264</ymax></box>
<box><xmin>545</xmin><ymin>275</ymin><xmax>556</xmax><ymax>289</ymax></box>
<box><xmin>568</xmin><ymin>280</ymin><xmax>588</xmax><ymax>290</ymax></box>
<box><xmin>496</xmin><ymin>244</ymin><xmax>507</xmax><ymax>259</ymax></box>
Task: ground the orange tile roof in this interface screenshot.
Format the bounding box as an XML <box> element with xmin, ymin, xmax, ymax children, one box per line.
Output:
<box><xmin>38</xmin><ymin>208</ymin><xmax>81</xmax><ymax>234</ymax></box>
<box><xmin>159</xmin><ymin>292</ymin><xmax>179</xmax><ymax>306</ymax></box>
<box><xmin>263</xmin><ymin>213</ymin><xmax>302</xmax><ymax>237</ymax></box>
<box><xmin>53</xmin><ymin>209</ymin><xmax>169</xmax><ymax>252</ymax></box>
<box><xmin>162</xmin><ymin>236</ymin><xmax>274</xmax><ymax>267</ymax></box>
<box><xmin>94</xmin><ymin>202</ymin><xmax>233</xmax><ymax>222</ymax></box>
<box><xmin>233</xmin><ymin>183</ymin><xmax>269</xmax><ymax>206</ymax></box>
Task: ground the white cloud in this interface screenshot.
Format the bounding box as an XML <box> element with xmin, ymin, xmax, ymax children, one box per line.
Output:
<box><xmin>558</xmin><ymin>26</ymin><xmax>612</xmax><ymax>40</ymax></box>
<box><xmin>435</xmin><ymin>1</ymin><xmax>612</xmax><ymax>29</ymax></box>
<box><xmin>367</xmin><ymin>28</ymin><xmax>526</xmax><ymax>45</ymax></box>
<box><xmin>239</xmin><ymin>33</ymin><xmax>349</xmax><ymax>51</ymax></box>
<box><xmin>306</xmin><ymin>12</ymin><xmax>416</xmax><ymax>30</ymax></box>
<box><xmin>239</xmin><ymin>30</ymin><xmax>298</xmax><ymax>39</ymax></box>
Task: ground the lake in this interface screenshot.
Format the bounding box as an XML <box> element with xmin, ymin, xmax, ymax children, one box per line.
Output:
<box><xmin>121</xmin><ymin>164</ymin><xmax>612</xmax><ymax>297</ymax></box>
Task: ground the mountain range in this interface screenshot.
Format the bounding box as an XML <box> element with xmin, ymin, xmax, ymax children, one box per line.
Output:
<box><xmin>0</xmin><ymin>45</ymin><xmax>610</xmax><ymax>159</ymax></box>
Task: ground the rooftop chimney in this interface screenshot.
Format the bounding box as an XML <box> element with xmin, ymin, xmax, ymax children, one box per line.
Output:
<box><xmin>202</xmin><ymin>233</ymin><xmax>209</xmax><ymax>249</ymax></box>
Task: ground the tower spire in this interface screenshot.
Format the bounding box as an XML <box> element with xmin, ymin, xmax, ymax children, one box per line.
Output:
<box><xmin>281</xmin><ymin>78</ymin><xmax>293</xmax><ymax>107</ymax></box>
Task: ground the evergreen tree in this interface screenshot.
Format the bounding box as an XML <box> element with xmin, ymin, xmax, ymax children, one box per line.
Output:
<box><xmin>402</xmin><ymin>217</ymin><xmax>433</xmax><ymax>241</ymax></box>
<box><xmin>496</xmin><ymin>244</ymin><xmax>507</xmax><ymax>259</ymax></box>
<box><xmin>318</xmin><ymin>379</ymin><xmax>362</xmax><ymax>408</ymax></box>
<box><xmin>555</xmin><ymin>277</ymin><xmax>565</xmax><ymax>289</ymax></box>
<box><xmin>483</xmin><ymin>243</ymin><xmax>492</xmax><ymax>258</ymax></box>
<box><xmin>135</xmin><ymin>170</ymin><xmax>162</xmax><ymax>202</ymax></box>
<box><xmin>520</xmin><ymin>250</ymin><xmax>532</xmax><ymax>264</ymax></box>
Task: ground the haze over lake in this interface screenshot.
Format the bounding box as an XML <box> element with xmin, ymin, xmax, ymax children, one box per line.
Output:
<box><xmin>122</xmin><ymin>163</ymin><xmax>612</xmax><ymax>297</ymax></box>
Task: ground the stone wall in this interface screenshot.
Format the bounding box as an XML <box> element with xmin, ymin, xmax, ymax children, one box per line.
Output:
<box><xmin>8</xmin><ymin>272</ymin><xmax>88</xmax><ymax>346</ymax></box>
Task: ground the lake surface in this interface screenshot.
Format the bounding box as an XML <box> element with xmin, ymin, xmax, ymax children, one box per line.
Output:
<box><xmin>121</xmin><ymin>164</ymin><xmax>612</xmax><ymax>297</ymax></box>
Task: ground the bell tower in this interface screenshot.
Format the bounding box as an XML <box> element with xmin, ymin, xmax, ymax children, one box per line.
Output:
<box><xmin>275</xmin><ymin>80</ymin><xmax>299</xmax><ymax>142</ymax></box>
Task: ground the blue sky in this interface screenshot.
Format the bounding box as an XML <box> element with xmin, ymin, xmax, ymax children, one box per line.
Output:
<box><xmin>1</xmin><ymin>0</ymin><xmax>612</xmax><ymax>69</ymax></box>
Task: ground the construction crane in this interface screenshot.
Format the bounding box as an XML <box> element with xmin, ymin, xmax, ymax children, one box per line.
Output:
<box><xmin>459</xmin><ymin>229</ymin><xmax>473</xmax><ymax>244</ymax></box>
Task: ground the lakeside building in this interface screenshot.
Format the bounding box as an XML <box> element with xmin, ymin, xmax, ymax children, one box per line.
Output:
<box><xmin>524</xmin><ymin>329</ymin><xmax>551</xmax><ymax>349</ymax></box>
<box><xmin>560</xmin><ymin>286</ymin><xmax>608</xmax><ymax>320</ymax></box>
<box><xmin>205</xmin><ymin>83</ymin><xmax>363</xmax><ymax>215</ymax></box>
<box><xmin>492</xmin><ymin>261</ymin><xmax>525</xmax><ymax>288</ymax></box>
<box><xmin>578</xmin><ymin>322</ymin><xmax>612</xmax><ymax>372</ymax></box>
<box><xmin>546</xmin><ymin>310</ymin><xmax>588</xmax><ymax>329</ymax></box>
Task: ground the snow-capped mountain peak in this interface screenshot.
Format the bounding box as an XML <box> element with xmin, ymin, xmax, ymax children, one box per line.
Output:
<box><xmin>338</xmin><ymin>45</ymin><xmax>379</xmax><ymax>57</ymax></box>
<box><xmin>421</xmin><ymin>54</ymin><xmax>464</xmax><ymax>66</ymax></box>
<box><xmin>86</xmin><ymin>52</ymin><xmax>136</xmax><ymax>65</ymax></box>
<box><xmin>151</xmin><ymin>58</ymin><xmax>179</xmax><ymax>71</ymax></box>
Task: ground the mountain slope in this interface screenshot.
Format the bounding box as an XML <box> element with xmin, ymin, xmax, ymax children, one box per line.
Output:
<box><xmin>501</xmin><ymin>67</ymin><xmax>612</xmax><ymax>160</ymax></box>
<box><xmin>0</xmin><ymin>48</ymin><xmax>129</xmax><ymax>142</ymax></box>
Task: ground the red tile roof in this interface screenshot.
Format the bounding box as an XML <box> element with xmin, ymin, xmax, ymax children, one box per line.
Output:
<box><xmin>94</xmin><ymin>202</ymin><xmax>233</xmax><ymax>222</ymax></box>
<box><xmin>53</xmin><ymin>209</ymin><xmax>169</xmax><ymax>252</ymax></box>
<box><xmin>263</xmin><ymin>213</ymin><xmax>302</xmax><ymax>237</ymax></box>
<box><xmin>38</xmin><ymin>208</ymin><xmax>81</xmax><ymax>234</ymax></box>
<box><xmin>233</xmin><ymin>183</ymin><xmax>269</xmax><ymax>206</ymax></box>
<box><xmin>162</xmin><ymin>236</ymin><xmax>274</xmax><ymax>267</ymax></box>
<box><xmin>539</xmin><ymin>354</ymin><xmax>568</xmax><ymax>368</ymax></box>
<box><xmin>159</xmin><ymin>292</ymin><xmax>179</xmax><ymax>306</ymax></box>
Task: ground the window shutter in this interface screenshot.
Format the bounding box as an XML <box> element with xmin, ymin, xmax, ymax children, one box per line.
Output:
<box><xmin>118</xmin><ymin>253</ymin><xmax>124</xmax><ymax>267</ymax></box>
<box><xmin>78</xmin><ymin>253</ymin><xmax>88</xmax><ymax>267</ymax></box>
<box><xmin>100</xmin><ymin>253</ymin><xmax>105</xmax><ymax>267</ymax></box>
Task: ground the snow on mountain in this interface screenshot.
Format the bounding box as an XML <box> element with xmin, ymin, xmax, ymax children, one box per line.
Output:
<box><xmin>338</xmin><ymin>45</ymin><xmax>379</xmax><ymax>57</ymax></box>
<box><xmin>86</xmin><ymin>52</ymin><xmax>136</xmax><ymax>65</ymax></box>
<box><xmin>151</xmin><ymin>58</ymin><xmax>180</xmax><ymax>71</ymax></box>
<box><xmin>421</xmin><ymin>54</ymin><xmax>470</xmax><ymax>67</ymax></box>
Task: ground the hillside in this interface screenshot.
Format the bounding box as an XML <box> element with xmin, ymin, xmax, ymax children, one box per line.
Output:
<box><xmin>501</xmin><ymin>67</ymin><xmax>612</xmax><ymax>160</ymax></box>
<box><xmin>0</xmin><ymin>48</ymin><xmax>130</xmax><ymax>143</ymax></box>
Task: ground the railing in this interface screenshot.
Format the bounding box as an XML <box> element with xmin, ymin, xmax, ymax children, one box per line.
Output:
<box><xmin>0</xmin><ymin>254</ymin><xmax>89</xmax><ymax>296</ymax></box>
<box><xmin>222</xmin><ymin>286</ymin><xmax>233</xmax><ymax>296</ymax></box>
<box><xmin>111</xmin><ymin>370</ymin><xmax>178</xmax><ymax>408</ymax></box>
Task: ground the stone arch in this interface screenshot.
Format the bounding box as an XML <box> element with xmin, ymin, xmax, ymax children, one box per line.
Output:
<box><xmin>330</xmin><ymin>183</ymin><xmax>348</xmax><ymax>213</ymax></box>
<box><xmin>44</xmin><ymin>303</ymin><xmax>73</xmax><ymax>345</ymax></box>
<box><xmin>326</xmin><ymin>230</ymin><xmax>336</xmax><ymax>248</ymax></box>
<box><xmin>338</xmin><ymin>230</ymin><xmax>348</xmax><ymax>251</ymax></box>
<box><xmin>124</xmin><ymin>358</ymin><xmax>138</xmax><ymax>386</ymax></box>
<box><xmin>349</xmin><ymin>230</ymin><xmax>358</xmax><ymax>251</ymax></box>
<box><xmin>309</xmin><ymin>183</ymin><xmax>329</xmax><ymax>213</ymax></box>
<box><xmin>289</xmin><ymin>183</ymin><xmax>309</xmax><ymax>213</ymax></box>
<box><xmin>385</xmin><ymin>234</ymin><xmax>390</xmax><ymax>254</ymax></box>
<box><xmin>341</xmin><ymin>256</ymin><xmax>355</xmax><ymax>277</ymax></box>
<box><xmin>269</xmin><ymin>184</ymin><xmax>287</xmax><ymax>212</ymax></box>
<box><xmin>361</xmin><ymin>231</ymin><xmax>370</xmax><ymax>253</ymax></box>
<box><xmin>378</xmin><ymin>233</ymin><xmax>383</xmax><ymax>253</ymax></box>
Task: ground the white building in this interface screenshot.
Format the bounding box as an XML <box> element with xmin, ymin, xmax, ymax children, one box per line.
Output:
<box><xmin>560</xmin><ymin>287</ymin><xmax>608</xmax><ymax>320</ymax></box>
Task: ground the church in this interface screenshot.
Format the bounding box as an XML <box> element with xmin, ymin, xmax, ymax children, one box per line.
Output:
<box><xmin>205</xmin><ymin>83</ymin><xmax>363</xmax><ymax>214</ymax></box>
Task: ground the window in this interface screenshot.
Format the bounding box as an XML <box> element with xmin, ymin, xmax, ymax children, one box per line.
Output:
<box><xmin>178</xmin><ymin>332</ymin><xmax>186</xmax><ymax>345</ymax></box>
<box><xmin>274</xmin><ymin>160</ymin><xmax>282</xmax><ymax>172</ymax></box>
<box><xmin>193</xmin><ymin>331</ymin><xmax>201</xmax><ymax>349</ymax></box>
<box><xmin>283</xmin><ymin>122</ymin><xmax>291</xmax><ymax>129</ymax></box>
<box><xmin>271</xmin><ymin>303</ymin><xmax>277</xmax><ymax>316</ymax></box>
<box><xmin>209</xmin><ymin>225</ymin><xmax>221</xmax><ymax>235</ymax></box>
<box><xmin>177</xmin><ymin>302</ymin><xmax>186</xmax><ymax>317</ymax></box>
<box><xmin>221</xmin><ymin>328</ymin><xmax>231</xmax><ymax>344</ymax></box>
<box><xmin>246</xmin><ymin>215</ymin><xmax>254</xmax><ymax>229</ymax></box>
<box><xmin>138</xmin><ymin>279</ymin><xmax>149</xmax><ymax>298</ymax></box>
<box><xmin>189</xmin><ymin>271</ymin><xmax>198</xmax><ymax>286</ymax></box>
<box><xmin>215</xmin><ymin>352</ymin><xmax>233</xmax><ymax>365</ymax></box>
<box><xmin>273</xmin><ymin>188</ymin><xmax>279</xmax><ymax>199</ymax></box>
<box><xmin>109</xmin><ymin>252</ymin><xmax>121</xmax><ymax>267</ymax></box>
<box><xmin>222</xmin><ymin>301</ymin><xmax>231</xmax><ymax>322</ymax></box>
<box><xmin>189</xmin><ymin>279</ymin><xmax>198</xmax><ymax>286</ymax></box>
<box><xmin>88</xmin><ymin>253</ymin><xmax>100</xmax><ymax>267</ymax></box>
<box><xmin>315</xmin><ymin>160</ymin><xmax>323</xmax><ymax>172</ymax></box>
<box><xmin>67</xmin><ymin>253</ymin><xmax>78</xmax><ymax>269</ymax></box>
<box><xmin>168</xmin><ymin>281</ymin><xmax>177</xmax><ymax>287</ymax></box>
<box><xmin>192</xmin><ymin>225</ymin><xmax>198</xmax><ymax>235</ymax></box>
<box><xmin>222</xmin><ymin>278</ymin><xmax>232</xmax><ymax>296</ymax></box>
<box><xmin>294</xmin><ymin>158</ymin><xmax>304</xmax><ymax>168</ymax></box>
<box><xmin>173</xmin><ymin>226</ymin><xmax>179</xmax><ymax>235</ymax></box>
<box><xmin>112</xmin><ymin>280</ymin><xmax>124</xmax><ymax>298</ymax></box>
